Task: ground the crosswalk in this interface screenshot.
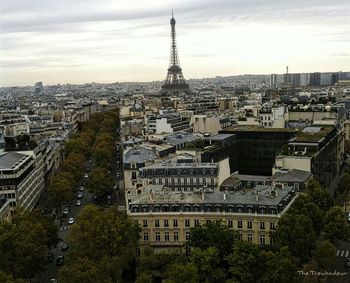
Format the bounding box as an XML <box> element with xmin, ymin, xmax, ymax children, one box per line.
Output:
<box><xmin>337</xmin><ymin>250</ymin><xmax>349</xmax><ymax>257</ymax></box>
<box><xmin>59</xmin><ymin>225</ymin><xmax>70</xmax><ymax>231</ymax></box>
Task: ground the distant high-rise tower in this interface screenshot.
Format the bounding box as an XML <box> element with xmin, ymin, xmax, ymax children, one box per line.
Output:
<box><xmin>160</xmin><ymin>11</ymin><xmax>191</xmax><ymax>96</ymax></box>
<box><xmin>309</xmin><ymin>72</ymin><xmax>321</xmax><ymax>86</ymax></box>
<box><xmin>269</xmin><ymin>74</ymin><xmax>277</xmax><ymax>89</ymax></box>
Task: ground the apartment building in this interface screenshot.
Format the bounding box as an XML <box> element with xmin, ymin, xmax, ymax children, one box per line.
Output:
<box><xmin>128</xmin><ymin>185</ymin><xmax>297</xmax><ymax>253</ymax></box>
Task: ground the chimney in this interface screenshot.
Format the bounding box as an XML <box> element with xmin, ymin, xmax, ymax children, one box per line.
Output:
<box><xmin>201</xmin><ymin>189</ymin><xmax>205</xmax><ymax>201</ymax></box>
<box><xmin>223</xmin><ymin>191</ymin><xmax>226</xmax><ymax>201</ymax></box>
<box><xmin>255</xmin><ymin>189</ymin><xmax>259</xmax><ymax>202</ymax></box>
<box><xmin>149</xmin><ymin>189</ymin><xmax>153</xmax><ymax>201</ymax></box>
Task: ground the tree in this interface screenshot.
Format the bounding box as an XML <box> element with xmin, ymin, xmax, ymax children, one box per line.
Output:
<box><xmin>290</xmin><ymin>195</ymin><xmax>324</xmax><ymax>234</ymax></box>
<box><xmin>312</xmin><ymin>240</ymin><xmax>336</xmax><ymax>270</ymax></box>
<box><xmin>0</xmin><ymin>272</ymin><xmax>26</xmax><ymax>283</ymax></box>
<box><xmin>190</xmin><ymin>247</ymin><xmax>226</xmax><ymax>283</ymax></box>
<box><xmin>334</xmin><ymin>173</ymin><xmax>350</xmax><ymax>210</ymax></box>
<box><xmin>135</xmin><ymin>272</ymin><xmax>153</xmax><ymax>283</ymax></box>
<box><xmin>323</xmin><ymin>206</ymin><xmax>350</xmax><ymax>242</ymax></box>
<box><xmin>258</xmin><ymin>246</ymin><xmax>299</xmax><ymax>283</ymax></box>
<box><xmin>163</xmin><ymin>262</ymin><xmax>198</xmax><ymax>283</ymax></box>
<box><xmin>59</xmin><ymin>257</ymin><xmax>113</xmax><ymax>283</ymax></box>
<box><xmin>227</xmin><ymin>241</ymin><xmax>261</xmax><ymax>283</ymax></box>
<box><xmin>305</xmin><ymin>179</ymin><xmax>334</xmax><ymax>212</ymax></box>
<box><xmin>0</xmin><ymin>209</ymin><xmax>58</xmax><ymax>281</ymax></box>
<box><xmin>189</xmin><ymin>223</ymin><xmax>238</xmax><ymax>257</ymax></box>
<box><xmin>48</xmin><ymin>172</ymin><xmax>74</xmax><ymax>212</ymax></box>
<box><xmin>62</xmin><ymin>205</ymin><xmax>139</xmax><ymax>282</ymax></box>
<box><xmin>272</xmin><ymin>213</ymin><xmax>316</xmax><ymax>263</ymax></box>
<box><xmin>61</xmin><ymin>152</ymin><xmax>86</xmax><ymax>184</ymax></box>
<box><xmin>87</xmin><ymin>167</ymin><xmax>114</xmax><ymax>197</ymax></box>
<box><xmin>65</xmin><ymin>138</ymin><xmax>91</xmax><ymax>158</ymax></box>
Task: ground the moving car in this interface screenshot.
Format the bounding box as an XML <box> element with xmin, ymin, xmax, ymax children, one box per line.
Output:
<box><xmin>68</xmin><ymin>217</ymin><xmax>74</xmax><ymax>224</ymax></box>
<box><xmin>77</xmin><ymin>192</ymin><xmax>84</xmax><ymax>199</ymax></box>
<box><xmin>63</xmin><ymin>207</ymin><xmax>69</xmax><ymax>215</ymax></box>
<box><xmin>107</xmin><ymin>194</ymin><xmax>112</xmax><ymax>205</ymax></box>
<box><xmin>79</xmin><ymin>186</ymin><xmax>85</xmax><ymax>191</ymax></box>
<box><xmin>84</xmin><ymin>173</ymin><xmax>89</xmax><ymax>179</ymax></box>
<box><xmin>56</xmin><ymin>255</ymin><xmax>64</xmax><ymax>266</ymax></box>
<box><xmin>61</xmin><ymin>242</ymin><xmax>69</xmax><ymax>251</ymax></box>
<box><xmin>76</xmin><ymin>199</ymin><xmax>82</xmax><ymax>206</ymax></box>
<box><xmin>345</xmin><ymin>258</ymin><xmax>350</xmax><ymax>268</ymax></box>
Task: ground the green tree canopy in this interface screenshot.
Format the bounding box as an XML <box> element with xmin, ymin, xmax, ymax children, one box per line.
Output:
<box><xmin>87</xmin><ymin>166</ymin><xmax>114</xmax><ymax>197</ymax></box>
<box><xmin>323</xmin><ymin>206</ymin><xmax>350</xmax><ymax>242</ymax></box>
<box><xmin>61</xmin><ymin>205</ymin><xmax>139</xmax><ymax>282</ymax></box>
<box><xmin>163</xmin><ymin>262</ymin><xmax>199</xmax><ymax>283</ymax></box>
<box><xmin>189</xmin><ymin>223</ymin><xmax>238</xmax><ymax>257</ymax></box>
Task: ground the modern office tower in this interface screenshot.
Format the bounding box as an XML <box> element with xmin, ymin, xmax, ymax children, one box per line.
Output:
<box><xmin>160</xmin><ymin>11</ymin><xmax>191</xmax><ymax>96</ymax></box>
<box><xmin>283</xmin><ymin>66</ymin><xmax>292</xmax><ymax>84</ymax></box>
<box><xmin>269</xmin><ymin>74</ymin><xmax>278</xmax><ymax>89</ymax></box>
<box><xmin>331</xmin><ymin>73</ymin><xmax>339</xmax><ymax>85</ymax></box>
<box><xmin>309</xmin><ymin>72</ymin><xmax>321</xmax><ymax>86</ymax></box>
<box><xmin>34</xmin><ymin>82</ymin><xmax>43</xmax><ymax>95</ymax></box>
<box><xmin>291</xmin><ymin>73</ymin><xmax>301</xmax><ymax>87</ymax></box>
<box><xmin>320</xmin><ymin>73</ymin><xmax>332</xmax><ymax>86</ymax></box>
<box><xmin>300</xmin><ymin>73</ymin><xmax>310</xmax><ymax>86</ymax></box>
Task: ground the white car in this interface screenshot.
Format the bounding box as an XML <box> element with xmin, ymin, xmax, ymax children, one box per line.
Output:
<box><xmin>84</xmin><ymin>174</ymin><xmax>88</xmax><ymax>179</ymax></box>
<box><xmin>68</xmin><ymin>217</ymin><xmax>74</xmax><ymax>224</ymax></box>
<box><xmin>79</xmin><ymin>186</ymin><xmax>85</xmax><ymax>191</ymax></box>
<box><xmin>76</xmin><ymin>200</ymin><xmax>82</xmax><ymax>206</ymax></box>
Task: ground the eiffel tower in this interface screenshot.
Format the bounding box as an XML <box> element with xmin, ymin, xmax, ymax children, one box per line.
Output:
<box><xmin>160</xmin><ymin>11</ymin><xmax>191</xmax><ymax>96</ymax></box>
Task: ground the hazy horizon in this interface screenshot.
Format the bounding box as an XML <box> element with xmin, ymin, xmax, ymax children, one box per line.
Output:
<box><xmin>1</xmin><ymin>0</ymin><xmax>350</xmax><ymax>87</ymax></box>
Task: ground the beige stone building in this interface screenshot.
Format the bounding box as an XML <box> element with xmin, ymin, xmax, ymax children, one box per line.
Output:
<box><xmin>128</xmin><ymin>185</ymin><xmax>297</xmax><ymax>253</ymax></box>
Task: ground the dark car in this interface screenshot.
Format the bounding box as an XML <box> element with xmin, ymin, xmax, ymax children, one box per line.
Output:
<box><xmin>92</xmin><ymin>195</ymin><xmax>99</xmax><ymax>203</ymax></box>
<box><xmin>61</xmin><ymin>242</ymin><xmax>69</xmax><ymax>251</ymax></box>
<box><xmin>56</xmin><ymin>255</ymin><xmax>64</xmax><ymax>266</ymax></box>
<box><xmin>345</xmin><ymin>258</ymin><xmax>350</xmax><ymax>268</ymax></box>
<box><xmin>47</xmin><ymin>252</ymin><xmax>54</xmax><ymax>262</ymax></box>
<box><xmin>107</xmin><ymin>194</ymin><xmax>112</xmax><ymax>205</ymax></box>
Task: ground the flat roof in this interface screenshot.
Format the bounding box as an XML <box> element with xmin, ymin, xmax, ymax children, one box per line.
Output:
<box><xmin>0</xmin><ymin>152</ymin><xmax>29</xmax><ymax>170</ymax></box>
<box><xmin>222</xmin><ymin>125</ymin><xmax>298</xmax><ymax>133</ymax></box>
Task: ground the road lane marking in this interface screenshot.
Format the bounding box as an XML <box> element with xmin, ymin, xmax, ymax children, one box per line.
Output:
<box><xmin>341</xmin><ymin>250</ymin><xmax>345</xmax><ymax>257</ymax></box>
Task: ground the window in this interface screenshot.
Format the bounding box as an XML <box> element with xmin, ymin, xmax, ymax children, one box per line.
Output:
<box><xmin>131</xmin><ymin>171</ymin><xmax>137</xmax><ymax>179</ymax></box>
<box><xmin>206</xmin><ymin>205</ymin><xmax>212</xmax><ymax>212</ymax></box>
<box><xmin>185</xmin><ymin>219</ymin><xmax>190</xmax><ymax>227</ymax></box>
<box><xmin>238</xmin><ymin>233</ymin><xmax>243</xmax><ymax>241</ymax></box>
<box><xmin>185</xmin><ymin>231</ymin><xmax>190</xmax><ymax>241</ymax></box>
<box><xmin>164</xmin><ymin>232</ymin><xmax>170</xmax><ymax>242</ymax></box>
<box><xmin>143</xmin><ymin>220</ymin><xmax>148</xmax><ymax>227</ymax></box>
<box><xmin>155</xmin><ymin>232</ymin><xmax>160</xmax><ymax>242</ymax></box>
<box><xmin>143</xmin><ymin>233</ymin><xmax>149</xmax><ymax>242</ymax></box>
<box><xmin>228</xmin><ymin>220</ymin><xmax>233</xmax><ymax>228</ymax></box>
<box><xmin>203</xmin><ymin>178</ymin><xmax>207</xmax><ymax>185</ymax></box>
<box><xmin>173</xmin><ymin>219</ymin><xmax>178</xmax><ymax>227</ymax></box>
<box><xmin>260</xmin><ymin>222</ymin><xmax>265</xmax><ymax>230</ymax></box>
<box><xmin>237</xmin><ymin>220</ymin><xmax>242</xmax><ymax>228</ymax></box>
<box><xmin>190</xmin><ymin>178</ymin><xmax>193</xmax><ymax>185</ymax></box>
<box><xmin>206</xmin><ymin>219</ymin><xmax>211</xmax><ymax>224</ymax></box>
<box><xmin>164</xmin><ymin>219</ymin><xmax>169</xmax><ymax>227</ymax></box>
<box><xmin>210</xmin><ymin>178</ymin><xmax>215</xmax><ymax>185</ymax></box>
<box><xmin>260</xmin><ymin>234</ymin><xmax>266</xmax><ymax>245</ymax></box>
<box><xmin>165</xmin><ymin>178</ymin><xmax>169</xmax><ymax>186</ymax></box>
<box><xmin>194</xmin><ymin>219</ymin><xmax>200</xmax><ymax>226</ymax></box>
<box><xmin>159</xmin><ymin>179</ymin><xmax>162</xmax><ymax>185</ymax></box>
<box><xmin>247</xmin><ymin>221</ymin><xmax>252</xmax><ymax>229</ymax></box>
<box><xmin>270</xmin><ymin>222</ymin><xmax>275</xmax><ymax>230</ymax></box>
<box><xmin>247</xmin><ymin>233</ymin><xmax>253</xmax><ymax>243</ymax></box>
<box><xmin>155</xmin><ymin>219</ymin><xmax>160</xmax><ymax>227</ymax></box>
<box><xmin>174</xmin><ymin>231</ymin><xmax>179</xmax><ymax>242</ymax></box>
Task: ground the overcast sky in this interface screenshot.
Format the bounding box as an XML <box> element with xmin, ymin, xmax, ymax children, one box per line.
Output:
<box><xmin>1</xmin><ymin>0</ymin><xmax>350</xmax><ymax>86</ymax></box>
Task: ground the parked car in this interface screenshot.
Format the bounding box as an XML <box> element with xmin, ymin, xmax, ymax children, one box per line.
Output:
<box><xmin>345</xmin><ymin>258</ymin><xmax>350</xmax><ymax>268</ymax></box>
<box><xmin>348</xmin><ymin>212</ymin><xmax>350</xmax><ymax>222</ymax></box>
<box><xmin>56</xmin><ymin>255</ymin><xmax>64</xmax><ymax>266</ymax></box>
<box><xmin>79</xmin><ymin>186</ymin><xmax>85</xmax><ymax>191</ymax></box>
<box><xmin>50</xmin><ymin>279</ymin><xmax>57</xmax><ymax>283</ymax></box>
<box><xmin>61</xmin><ymin>242</ymin><xmax>69</xmax><ymax>251</ymax></box>
<box><xmin>63</xmin><ymin>207</ymin><xmax>69</xmax><ymax>215</ymax></box>
<box><xmin>76</xmin><ymin>199</ymin><xmax>82</xmax><ymax>206</ymax></box>
<box><xmin>107</xmin><ymin>194</ymin><xmax>112</xmax><ymax>205</ymax></box>
<box><xmin>77</xmin><ymin>192</ymin><xmax>84</xmax><ymax>199</ymax></box>
<box><xmin>68</xmin><ymin>217</ymin><xmax>74</xmax><ymax>224</ymax></box>
<box><xmin>84</xmin><ymin>173</ymin><xmax>88</xmax><ymax>179</ymax></box>
<box><xmin>92</xmin><ymin>195</ymin><xmax>99</xmax><ymax>203</ymax></box>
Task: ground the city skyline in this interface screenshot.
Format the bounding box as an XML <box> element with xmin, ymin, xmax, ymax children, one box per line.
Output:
<box><xmin>1</xmin><ymin>0</ymin><xmax>350</xmax><ymax>86</ymax></box>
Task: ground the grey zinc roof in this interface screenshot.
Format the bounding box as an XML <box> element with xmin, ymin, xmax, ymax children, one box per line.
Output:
<box><xmin>0</xmin><ymin>152</ymin><xmax>29</xmax><ymax>170</ymax></box>
<box><xmin>123</xmin><ymin>147</ymin><xmax>157</xmax><ymax>164</ymax></box>
<box><xmin>166</xmin><ymin>133</ymin><xmax>200</xmax><ymax>146</ymax></box>
<box><xmin>131</xmin><ymin>185</ymin><xmax>294</xmax><ymax>207</ymax></box>
<box><xmin>272</xmin><ymin>169</ymin><xmax>312</xmax><ymax>183</ymax></box>
<box><xmin>203</xmin><ymin>134</ymin><xmax>234</xmax><ymax>141</ymax></box>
